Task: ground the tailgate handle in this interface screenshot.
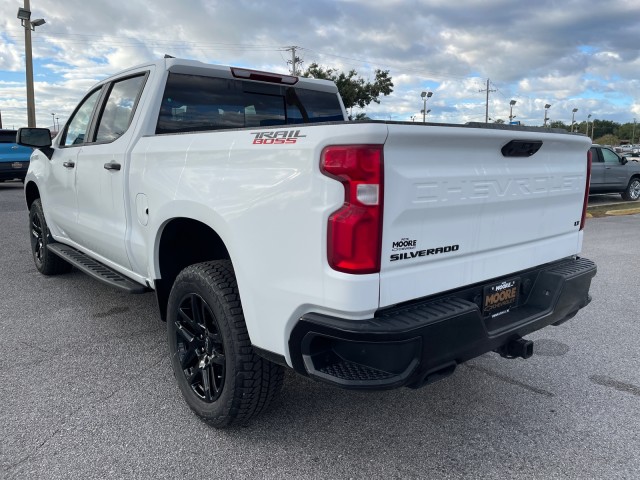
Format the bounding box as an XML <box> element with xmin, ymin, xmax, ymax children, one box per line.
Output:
<box><xmin>501</xmin><ymin>140</ymin><xmax>543</xmax><ymax>157</ymax></box>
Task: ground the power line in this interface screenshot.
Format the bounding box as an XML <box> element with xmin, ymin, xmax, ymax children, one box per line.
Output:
<box><xmin>285</xmin><ymin>46</ymin><xmax>303</xmax><ymax>75</ymax></box>
<box><xmin>298</xmin><ymin>47</ymin><xmax>472</xmax><ymax>82</ymax></box>
<box><xmin>4</xmin><ymin>33</ymin><xmax>290</xmax><ymax>53</ymax></box>
<box><xmin>479</xmin><ymin>79</ymin><xmax>497</xmax><ymax>124</ymax></box>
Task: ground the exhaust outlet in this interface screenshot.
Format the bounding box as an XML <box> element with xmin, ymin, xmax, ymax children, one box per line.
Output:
<box><xmin>495</xmin><ymin>337</ymin><xmax>534</xmax><ymax>359</ymax></box>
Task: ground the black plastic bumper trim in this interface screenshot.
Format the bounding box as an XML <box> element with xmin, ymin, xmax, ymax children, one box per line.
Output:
<box><xmin>289</xmin><ymin>257</ymin><xmax>596</xmax><ymax>389</ymax></box>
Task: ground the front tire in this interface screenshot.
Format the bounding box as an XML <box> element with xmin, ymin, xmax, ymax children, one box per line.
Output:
<box><xmin>621</xmin><ymin>178</ymin><xmax>640</xmax><ymax>201</ymax></box>
<box><xmin>167</xmin><ymin>260</ymin><xmax>284</xmax><ymax>427</ymax></box>
<box><xmin>28</xmin><ymin>199</ymin><xmax>72</xmax><ymax>275</ymax></box>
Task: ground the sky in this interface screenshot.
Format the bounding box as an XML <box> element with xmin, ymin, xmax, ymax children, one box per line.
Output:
<box><xmin>1</xmin><ymin>0</ymin><xmax>640</xmax><ymax>130</ymax></box>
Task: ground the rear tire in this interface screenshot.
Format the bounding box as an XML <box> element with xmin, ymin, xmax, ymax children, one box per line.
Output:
<box><xmin>28</xmin><ymin>199</ymin><xmax>72</xmax><ymax>275</ymax></box>
<box><xmin>621</xmin><ymin>178</ymin><xmax>640</xmax><ymax>201</ymax></box>
<box><xmin>167</xmin><ymin>260</ymin><xmax>284</xmax><ymax>428</ymax></box>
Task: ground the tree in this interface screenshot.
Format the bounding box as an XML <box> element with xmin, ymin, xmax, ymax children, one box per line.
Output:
<box><xmin>593</xmin><ymin>134</ymin><xmax>619</xmax><ymax>146</ymax></box>
<box><xmin>353</xmin><ymin>112</ymin><xmax>371</xmax><ymax>121</ymax></box>
<box><xmin>301</xmin><ymin>63</ymin><xmax>394</xmax><ymax>113</ymax></box>
<box><xmin>549</xmin><ymin>120</ymin><xmax>570</xmax><ymax>131</ymax></box>
<box><xmin>590</xmin><ymin>119</ymin><xmax>618</xmax><ymax>139</ymax></box>
<box><xmin>493</xmin><ymin>118</ymin><xmax>505</xmax><ymax>124</ymax></box>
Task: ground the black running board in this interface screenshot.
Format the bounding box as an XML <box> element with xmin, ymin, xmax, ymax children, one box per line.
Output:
<box><xmin>47</xmin><ymin>243</ymin><xmax>149</xmax><ymax>294</ymax></box>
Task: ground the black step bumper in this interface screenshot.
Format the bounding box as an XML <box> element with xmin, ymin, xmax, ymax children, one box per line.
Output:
<box><xmin>289</xmin><ymin>257</ymin><xmax>596</xmax><ymax>389</ymax></box>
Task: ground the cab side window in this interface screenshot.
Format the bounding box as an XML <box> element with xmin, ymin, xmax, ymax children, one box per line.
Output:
<box><xmin>62</xmin><ymin>88</ymin><xmax>102</xmax><ymax>147</ymax></box>
<box><xmin>95</xmin><ymin>75</ymin><xmax>146</xmax><ymax>143</ymax></box>
<box><xmin>602</xmin><ymin>148</ymin><xmax>620</xmax><ymax>164</ymax></box>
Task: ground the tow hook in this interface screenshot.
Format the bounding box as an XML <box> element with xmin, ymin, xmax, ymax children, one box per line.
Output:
<box><xmin>494</xmin><ymin>337</ymin><xmax>534</xmax><ymax>359</ymax></box>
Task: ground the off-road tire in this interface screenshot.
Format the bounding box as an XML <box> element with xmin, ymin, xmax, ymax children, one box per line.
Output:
<box><xmin>167</xmin><ymin>260</ymin><xmax>284</xmax><ymax>428</ymax></box>
<box><xmin>28</xmin><ymin>199</ymin><xmax>72</xmax><ymax>275</ymax></box>
<box><xmin>621</xmin><ymin>177</ymin><xmax>640</xmax><ymax>201</ymax></box>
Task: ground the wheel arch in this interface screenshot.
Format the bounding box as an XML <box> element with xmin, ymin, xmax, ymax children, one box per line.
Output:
<box><xmin>154</xmin><ymin>217</ymin><xmax>231</xmax><ymax>321</ymax></box>
<box><xmin>25</xmin><ymin>181</ymin><xmax>40</xmax><ymax>210</ymax></box>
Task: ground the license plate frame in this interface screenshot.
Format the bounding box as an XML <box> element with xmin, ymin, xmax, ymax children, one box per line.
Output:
<box><xmin>482</xmin><ymin>277</ymin><xmax>520</xmax><ymax>318</ymax></box>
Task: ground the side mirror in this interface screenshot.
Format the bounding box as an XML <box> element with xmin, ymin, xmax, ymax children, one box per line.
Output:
<box><xmin>17</xmin><ymin>128</ymin><xmax>52</xmax><ymax>148</ymax></box>
<box><xmin>621</xmin><ymin>156</ymin><xmax>628</xmax><ymax>165</ymax></box>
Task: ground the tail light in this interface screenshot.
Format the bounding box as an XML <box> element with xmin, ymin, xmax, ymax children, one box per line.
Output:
<box><xmin>321</xmin><ymin>145</ymin><xmax>383</xmax><ymax>274</ymax></box>
<box><xmin>580</xmin><ymin>149</ymin><xmax>592</xmax><ymax>230</ymax></box>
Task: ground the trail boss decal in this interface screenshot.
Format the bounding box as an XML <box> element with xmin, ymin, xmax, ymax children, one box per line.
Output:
<box><xmin>390</xmin><ymin>244</ymin><xmax>459</xmax><ymax>262</ymax></box>
<box><xmin>251</xmin><ymin>130</ymin><xmax>306</xmax><ymax>145</ymax></box>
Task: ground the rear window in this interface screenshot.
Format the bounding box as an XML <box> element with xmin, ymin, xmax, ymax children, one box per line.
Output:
<box><xmin>0</xmin><ymin>131</ymin><xmax>17</xmax><ymax>143</ymax></box>
<box><xmin>156</xmin><ymin>73</ymin><xmax>343</xmax><ymax>134</ymax></box>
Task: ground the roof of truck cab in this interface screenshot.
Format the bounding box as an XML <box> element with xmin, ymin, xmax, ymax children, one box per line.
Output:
<box><xmin>94</xmin><ymin>57</ymin><xmax>339</xmax><ymax>93</ymax></box>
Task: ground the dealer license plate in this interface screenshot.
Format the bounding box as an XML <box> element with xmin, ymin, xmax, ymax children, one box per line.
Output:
<box><xmin>482</xmin><ymin>277</ymin><xmax>520</xmax><ymax>317</ymax></box>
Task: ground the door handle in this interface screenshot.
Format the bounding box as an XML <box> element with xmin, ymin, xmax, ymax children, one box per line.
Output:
<box><xmin>104</xmin><ymin>162</ymin><xmax>121</xmax><ymax>171</ymax></box>
<box><xmin>63</xmin><ymin>161</ymin><xmax>75</xmax><ymax>168</ymax></box>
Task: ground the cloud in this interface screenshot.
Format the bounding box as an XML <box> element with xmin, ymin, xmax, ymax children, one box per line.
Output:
<box><xmin>1</xmin><ymin>0</ymin><xmax>639</xmax><ymax>128</ymax></box>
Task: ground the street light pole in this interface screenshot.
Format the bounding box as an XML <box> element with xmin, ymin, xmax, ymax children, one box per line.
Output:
<box><xmin>23</xmin><ymin>0</ymin><xmax>35</xmax><ymax>127</ymax></box>
<box><xmin>17</xmin><ymin>0</ymin><xmax>45</xmax><ymax>128</ymax></box>
<box><xmin>421</xmin><ymin>91</ymin><xmax>433</xmax><ymax>123</ymax></box>
<box><xmin>586</xmin><ymin>114</ymin><xmax>591</xmax><ymax>137</ymax></box>
<box><xmin>543</xmin><ymin>104</ymin><xmax>551</xmax><ymax>127</ymax></box>
<box><xmin>633</xmin><ymin>118</ymin><xmax>637</xmax><ymax>145</ymax></box>
<box><xmin>571</xmin><ymin>108</ymin><xmax>578</xmax><ymax>132</ymax></box>
<box><xmin>509</xmin><ymin>100</ymin><xmax>516</xmax><ymax>123</ymax></box>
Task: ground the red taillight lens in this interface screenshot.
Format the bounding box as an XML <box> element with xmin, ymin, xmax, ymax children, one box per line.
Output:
<box><xmin>321</xmin><ymin>145</ymin><xmax>384</xmax><ymax>274</ymax></box>
<box><xmin>580</xmin><ymin>149</ymin><xmax>592</xmax><ymax>230</ymax></box>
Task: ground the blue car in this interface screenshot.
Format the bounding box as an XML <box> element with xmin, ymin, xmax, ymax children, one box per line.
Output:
<box><xmin>0</xmin><ymin>129</ymin><xmax>33</xmax><ymax>182</ymax></box>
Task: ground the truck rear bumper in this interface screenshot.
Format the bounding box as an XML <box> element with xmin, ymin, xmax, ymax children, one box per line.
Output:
<box><xmin>0</xmin><ymin>162</ymin><xmax>28</xmax><ymax>181</ymax></box>
<box><xmin>288</xmin><ymin>257</ymin><xmax>596</xmax><ymax>389</ymax></box>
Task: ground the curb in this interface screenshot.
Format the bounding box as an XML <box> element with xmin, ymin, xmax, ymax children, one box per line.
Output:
<box><xmin>605</xmin><ymin>208</ymin><xmax>640</xmax><ymax>216</ymax></box>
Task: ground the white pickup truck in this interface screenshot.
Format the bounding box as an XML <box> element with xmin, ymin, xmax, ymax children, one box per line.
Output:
<box><xmin>19</xmin><ymin>58</ymin><xmax>596</xmax><ymax>427</ymax></box>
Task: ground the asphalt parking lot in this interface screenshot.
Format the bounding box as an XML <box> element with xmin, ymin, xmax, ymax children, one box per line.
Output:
<box><xmin>1</xmin><ymin>181</ymin><xmax>639</xmax><ymax>479</ymax></box>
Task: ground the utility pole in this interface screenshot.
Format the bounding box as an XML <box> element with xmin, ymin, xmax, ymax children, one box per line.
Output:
<box><xmin>633</xmin><ymin>118</ymin><xmax>636</xmax><ymax>145</ymax></box>
<box><xmin>23</xmin><ymin>0</ymin><xmax>35</xmax><ymax>127</ymax></box>
<box><xmin>17</xmin><ymin>0</ymin><xmax>45</xmax><ymax>127</ymax></box>
<box><xmin>286</xmin><ymin>46</ymin><xmax>302</xmax><ymax>76</ymax></box>
<box><xmin>479</xmin><ymin>79</ymin><xmax>496</xmax><ymax>123</ymax></box>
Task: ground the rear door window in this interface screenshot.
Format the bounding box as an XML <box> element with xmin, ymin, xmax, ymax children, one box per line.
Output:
<box><xmin>95</xmin><ymin>74</ymin><xmax>147</xmax><ymax>143</ymax></box>
<box><xmin>156</xmin><ymin>73</ymin><xmax>342</xmax><ymax>134</ymax></box>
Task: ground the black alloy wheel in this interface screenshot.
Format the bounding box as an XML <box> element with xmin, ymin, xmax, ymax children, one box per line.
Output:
<box><xmin>30</xmin><ymin>209</ymin><xmax>45</xmax><ymax>268</ymax></box>
<box><xmin>174</xmin><ymin>293</ymin><xmax>226</xmax><ymax>403</ymax></box>
<box><xmin>28</xmin><ymin>199</ymin><xmax>71</xmax><ymax>275</ymax></box>
<box><xmin>166</xmin><ymin>261</ymin><xmax>284</xmax><ymax>427</ymax></box>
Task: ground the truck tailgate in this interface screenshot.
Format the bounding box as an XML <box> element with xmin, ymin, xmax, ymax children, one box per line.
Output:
<box><xmin>379</xmin><ymin>124</ymin><xmax>592</xmax><ymax>308</ymax></box>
